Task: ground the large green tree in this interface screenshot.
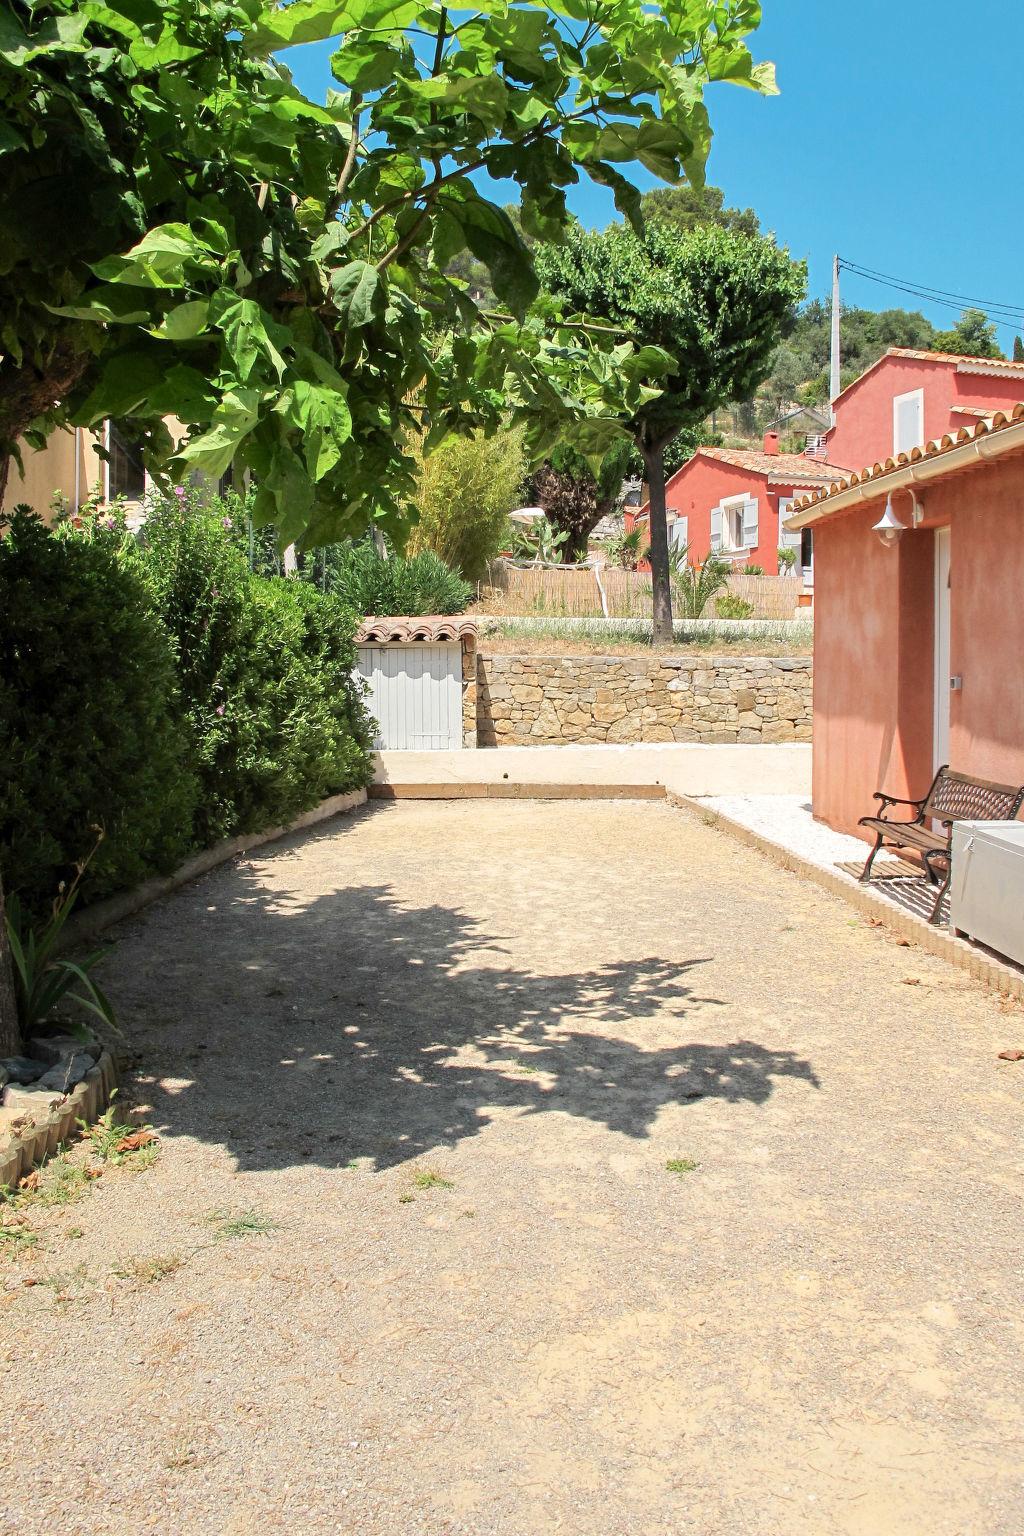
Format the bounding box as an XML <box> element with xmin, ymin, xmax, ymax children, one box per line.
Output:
<box><xmin>640</xmin><ymin>180</ymin><xmax>760</xmax><ymax>237</ymax></box>
<box><xmin>932</xmin><ymin>308</ymin><xmax>1003</xmax><ymax>360</ymax></box>
<box><xmin>537</xmin><ymin>220</ymin><xmax>805</xmax><ymax>641</ymax></box>
<box><xmin>0</xmin><ymin>0</ymin><xmax>779</xmax><ymax>545</ymax></box>
<box><xmin>0</xmin><ymin>0</ymin><xmax>782</xmax><ymax>1052</ymax></box>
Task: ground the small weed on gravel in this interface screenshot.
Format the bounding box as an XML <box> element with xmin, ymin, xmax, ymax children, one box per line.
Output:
<box><xmin>0</xmin><ymin>1215</ymin><xmax>39</xmax><ymax>1253</ymax></box>
<box><xmin>84</xmin><ymin>1096</ymin><xmax>159</xmax><ymax>1167</ymax></box>
<box><xmin>10</xmin><ymin>1154</ymin><xmax>96</xmax><ymax>1210</ymax></box>
<box><xmin>412</xmin><ymin>1170</ymin><xmax>454</xmax><ymax>1190</ymax></box>
<box><xmin>37</xmin><ymin>1263</ymin><xmax>92</xmax><ymax>1306</ymax></box>
<box><xmin>207</xmin><ymin>1207</ymin><xmax>278</xmax><ymax>1241</ymax></box>
<box><xmin>665</xmin><ymin>1158</ymin><xmax>699</xmax><ymax>1176</ymax></box>
<box><xmin>115</xmin><ymin>1253</ymin><xmax>185</xmax><ymax>1285</ymax></box>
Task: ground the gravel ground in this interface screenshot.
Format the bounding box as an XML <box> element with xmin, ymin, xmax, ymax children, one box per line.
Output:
<box><xmin>701</xmin><ymin>794</ymin><xmax>871</xmax><ymax>870</ymax></box>
<box><xmin>3</xmin><ymin>799</ymin><xmax>1024</xmax><ymax>1536</ymax></box>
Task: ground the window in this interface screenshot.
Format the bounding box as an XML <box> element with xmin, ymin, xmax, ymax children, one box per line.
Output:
<box><xmin>893</xmin><ymin>389</ymin><xmax>924</xmax><ymax>456</ymax></box>
<box><xmin>711</xmin><ymin>495</ymin><xmax>758</xmax><ymax>555</ymax></box>
<box><xmin>105</xmin><ymin>421</ymin><xmax>146</xmax><ymax>503</ymax></box>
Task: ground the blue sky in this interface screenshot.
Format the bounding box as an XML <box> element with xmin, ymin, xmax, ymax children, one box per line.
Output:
<box><xmin>289</xmin><ymin>1</ymin><xmax>1024</xmax><ymax>340</ymax></box>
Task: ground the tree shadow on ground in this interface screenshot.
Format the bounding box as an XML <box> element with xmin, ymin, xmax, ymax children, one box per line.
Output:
<box><xmin>120</xmin><ymin>815</ymin><xmax>821</xmax><ymax>1172</ymax></box>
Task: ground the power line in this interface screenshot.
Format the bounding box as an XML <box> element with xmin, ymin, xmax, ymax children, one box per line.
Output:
<box><xmin>839</xmin><ymin>257</ymin><xmax>1024</xmax><ymax>319</ymax></box>
<box><xmin>837</xmin><ymin>257</ymin><xmax>1024</xmax><ymax>334</ymax></box>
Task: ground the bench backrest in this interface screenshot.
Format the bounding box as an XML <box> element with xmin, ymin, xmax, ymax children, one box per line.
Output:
<box><xmin>924</xmin><ymin>766</ymin><xmax>1024</xmax><ymax>825</ymax></box>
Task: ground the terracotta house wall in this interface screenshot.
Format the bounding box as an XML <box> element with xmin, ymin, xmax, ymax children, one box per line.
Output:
<box><xmin>633</xmin><ymin>455</ymin><xmax>814</xmax><ymax>574</ymax></box>
<box><xmin>812</xmin><ymin>452</ymin><xmax>1024</xmax><ymax>839</ymax></box>
<box><xmin>947</xmin><ymin>463</ymin><xmax>1024</xmax><ymax>784</ymax></box>
<box><xmin>827</xmin><ymin>355</ymin><xmax>1024</xmax><ymax>473</ymax></box>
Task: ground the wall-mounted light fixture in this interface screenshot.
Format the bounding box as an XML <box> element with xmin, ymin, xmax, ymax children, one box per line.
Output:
<box><xmin>872</xmin><ymin>487</ymin><xmax>924</xmax><ymax>547</ymax></box>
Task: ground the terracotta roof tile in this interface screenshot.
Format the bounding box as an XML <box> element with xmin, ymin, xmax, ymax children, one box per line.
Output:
<box><xmin>695</xmin><ymin>446</ymin><xmax>851</xmax><ymax>481</ymax></box>
<box><xmin>789</xmin><ymin>402</ymin><xmax>1024</xmax><ymax>523</ymax></box>
<box><xmin>828</xmin><ymin>347</ymin><xmax>1024</xmax><ymax>408</ymax></box>
<box><xmin>354</xmin><ymin>615</ymin><xmax>478</xmax><ymax>645</ymax></box>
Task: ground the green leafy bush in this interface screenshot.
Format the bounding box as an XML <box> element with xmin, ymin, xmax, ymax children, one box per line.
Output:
<box><xmin>0</xmin><ymin>509</ymin><xmax>197</xmax><ymax>915</ymax></box>
<box><xmin>131</xmin><ymin>492</ymin><xmax>374</xmax><ymax>845</ymax></box>
<box><xmin>321</xmin><ymin>539</ymin><xmax>473</xmax><ymax>615</ymax></box>
<box><xmin>741</xmin><ymin>563</ymin><xmax>764</xmax><ymax>576</ymax></box>
<box><xmin>714</xmin><ymin>593</ymin><xmax>755</xmax><ymax>619</ymax></box>
<box><xmin>408</xmin><ymin>429</ymin><xmax>525</xmax><ymax>579</ymax></box>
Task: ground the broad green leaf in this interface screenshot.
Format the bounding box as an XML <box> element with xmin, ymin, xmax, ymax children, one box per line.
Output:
<box><xmin>330</xmin><ymin>261</ymin><xmax>384</xmax><ymax>328</ymax></box>
<box><xmin>243</xmin><ymin>0</ymin><xmax>419</xmax><ymax>54</ymax></box>
<box><xmin>151</xmin><ymin>299</ymin><xmax>211</xmax><ymax>339</ymax></box>
<box><xmin>403</xmin><ymin>74</ymin><xmax>508</xmax><ymax>132</ymax></box>
<box><xmin>174</xmin><ymin>388</ymin><xmax>261</xmax><ymax>477</ymax></box>
<box><xmin>46</xmin><ymin>285</ymin><xmax>155</xmax><ymax>325</ymax></box>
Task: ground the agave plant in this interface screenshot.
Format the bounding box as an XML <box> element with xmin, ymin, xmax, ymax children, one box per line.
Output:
<box><xmin>5</xmin><ymin>877</ymin><xmax>118</xmax><ymax>1043</ymax></box>
<box><xmin>670</xmin><ymin>544</ymin><xmax>732</xmax><ymax>619</ymax></box>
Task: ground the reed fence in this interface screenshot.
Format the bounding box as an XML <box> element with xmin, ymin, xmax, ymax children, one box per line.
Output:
<box><xmin>476</xmin><ymin>561</ymin><xmax>805</xmax><ymax>621</ymax></box>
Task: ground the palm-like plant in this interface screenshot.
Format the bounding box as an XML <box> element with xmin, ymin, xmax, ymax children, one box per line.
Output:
<box><xmin>4</xmin><ymin>847</ymin><xmax>119</xmax><ymax>1043</ymax></box>
<box><xmin>670</xmin><ymin>544</ymin><xmax>731</xmax><ymax>618</ymax></box>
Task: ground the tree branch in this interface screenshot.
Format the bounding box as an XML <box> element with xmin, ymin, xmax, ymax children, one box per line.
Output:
<box><xmin>334</xmin><ymin>94</ymin><xmax>363</xmax><ymax>206</ymax></box>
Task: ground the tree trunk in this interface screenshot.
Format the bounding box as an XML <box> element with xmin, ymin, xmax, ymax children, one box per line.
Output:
<box><xmin>0</xmin><ymin>874</ymin><xmax>20</xmax><ymax>1057</ymax></box>
<box><xmin>0</xmin><ymin>452</ymin><xmax>21</xmax><ymax>1053</ymax></box>
<box><xmin>642</xmin><ymin>437</ymin><xmax>674</xmax><ymax>646</ymax></box>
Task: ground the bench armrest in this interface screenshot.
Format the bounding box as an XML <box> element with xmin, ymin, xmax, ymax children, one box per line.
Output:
<box><xmin>872</xmin><ymin>791</ymin><xmax>926</xmax><ymax>822</ymax></box>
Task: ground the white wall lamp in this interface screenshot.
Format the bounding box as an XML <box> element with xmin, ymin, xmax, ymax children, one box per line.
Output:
<box><xmin>872</xmin><ymin>487</ymin><xmax>924</xmax><ymax>547</ymax></box>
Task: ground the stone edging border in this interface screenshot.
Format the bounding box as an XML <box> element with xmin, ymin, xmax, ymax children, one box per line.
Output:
<box><xmin>370</xmin><ymin>782</ymin><xmax>667</xmax><ymax>801</ymax></box>
<box><xmin>62</xmin><ymin>788</ymin><xmax>368</xmax><ymax>948</ymax></box>
<box><xmin>668</xmin><ymin>791</ymin><xmax>1024</xmax><ymax>1002</ymax></box>
<box><xmin>0</xmin><ymin>1050</ymin><xmax>118</xmax><ymax>1193</ymax></box>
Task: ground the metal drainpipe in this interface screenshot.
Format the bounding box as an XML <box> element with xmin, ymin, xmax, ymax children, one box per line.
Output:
<box><xmin>73</xmin><ymin>427</ymin><xmax>81</xmax><ymax>510</ymax></box>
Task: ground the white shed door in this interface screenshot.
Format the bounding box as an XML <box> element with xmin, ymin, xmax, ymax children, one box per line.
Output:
<box><xmin>357</xmin><ymin>643</ymin><xmax>463</xmax><ymax>749</ymax></box>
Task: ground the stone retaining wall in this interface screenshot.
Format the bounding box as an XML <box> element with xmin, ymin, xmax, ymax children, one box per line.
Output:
<box><xmin>476</xmin><ymin>653</ymin><xmax>812</xmax><ymax>745</ymax></box>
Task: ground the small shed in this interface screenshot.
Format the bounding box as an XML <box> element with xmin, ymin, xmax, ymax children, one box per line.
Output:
<box><xmin>354</xmin><ymin>616</ymin><xmax>478</xmax><ymax>750</ymax></box>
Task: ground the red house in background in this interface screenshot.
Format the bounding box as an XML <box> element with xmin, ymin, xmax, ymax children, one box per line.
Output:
<box><xmin>825</xmin><ymin>348</ymin><xmax>1024</xmax><ymax>471</ymax></box>
<box><xmin>628</xmin><ymin>434</ymin><xmax>849</xmax><ymax>576</ymax></box>
<box><xmin>627</xmin><ymin>348</ymin><xmax>1024</xmax><ymax>579</ymax></box>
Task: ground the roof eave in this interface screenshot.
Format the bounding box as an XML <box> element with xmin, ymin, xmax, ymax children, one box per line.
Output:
<box><xmin>785</xmin><ymin>416</ymin><xmax>1024</xmax><ymax>531</ymax></box>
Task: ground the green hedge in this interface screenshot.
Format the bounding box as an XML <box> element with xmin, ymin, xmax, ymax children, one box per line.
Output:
<box><xmin>0</xmin><ymin>508</ymin><xmax>198</xmax><ymax>913</ymax></box>
<box><xmin>0</xmin><ymin>497</ymin><xmax>374</xmax><ymax>917</ymax></box>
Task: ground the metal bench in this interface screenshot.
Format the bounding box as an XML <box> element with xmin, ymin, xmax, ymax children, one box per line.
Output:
<box><xmin>858</xmin><ymin>766</ymin><xmax>1024</xmax><ymax>923</ymax></box>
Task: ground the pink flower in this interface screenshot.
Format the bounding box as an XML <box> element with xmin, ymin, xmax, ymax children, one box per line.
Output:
<box><xmin>221</xmin><ymin>516</ymin><xmax>233</xmax><ymax>530</ymax></box>
<box><xmin>215</xmin><ymin>703</ymin><xmax>226</xmax><ymax>716</ymax></box>
<box><xmin>174</xmin><ymin>485</ymin><xmax>186</xmax><ymax>500</ymax></box>
<box><xmin>104</xmin><ymin>517</ymin><xmax>116</xmax><ymax>530</ymax></box>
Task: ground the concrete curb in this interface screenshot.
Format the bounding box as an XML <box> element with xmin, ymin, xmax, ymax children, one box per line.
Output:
<box><xmin>63</xmin><ymin>788</ymin><xmax>368</xmax><ymax>947</ymax></box>
<box><xmin>669</xmin><ymin>791</ymin><xmax>1024</xmax><ymax>1001</ymax></box>
<box><xmin>370</xmin><ymin>783</ymin><xmax>667</xmax><ymax>801</ymax></box>
<box><xmin>0</xmin><ymin>1050</ymin><xmax>118</xmax><ymax>1193</ymax></box>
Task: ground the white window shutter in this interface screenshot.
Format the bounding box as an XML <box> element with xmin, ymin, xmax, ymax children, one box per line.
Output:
<box><xmin>674</xmin><ymin>515</ymin><xmax>688</xmax><ymax>551</ymax></box>
<box><xmin>742</xmin><ymin>499</ymin><xmax>759</xmax><ymax>548</ymax></box>
<box><xmin>777</xmin><ymin>497</ymin><xmax>799</xmax><ymax>550</ymax></box>
<box><xmin>894</xmin><ymin>392</ymin><xmax>924</xmax><ymax>454</ymax></box>
<box><xmin>710</xmin><ymin>507</ymin><xmax>723</xmax><ymax>552</ymax></box>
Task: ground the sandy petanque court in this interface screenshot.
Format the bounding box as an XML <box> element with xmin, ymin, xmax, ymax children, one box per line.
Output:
<box><xmin>3</xmin><ymin>798</ymin><xmax>1023</xmax><ymax>1535</ymax></box>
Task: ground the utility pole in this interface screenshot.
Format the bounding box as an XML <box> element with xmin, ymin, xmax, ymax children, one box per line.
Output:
<box><xmin>829</xmin><ymin>253</ymin><xmax>841</xmax><ymax>420</ymax></box>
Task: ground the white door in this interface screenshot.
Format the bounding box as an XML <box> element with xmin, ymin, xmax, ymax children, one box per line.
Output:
<box><xmin>933</xmin><ymin>527</ymin><xmax>951</xmax><ymax>769</ymax></box>
<box><xmin>357</xmin><ymin>644</ymin><xmax>464</xmax><ymax>749</ymax></box>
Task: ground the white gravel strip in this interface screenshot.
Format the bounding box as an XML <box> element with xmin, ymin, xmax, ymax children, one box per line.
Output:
<box><xmin>699</xmin><ymin>792</ymin><xmax>870</xmax><ymax>872</ymax></box>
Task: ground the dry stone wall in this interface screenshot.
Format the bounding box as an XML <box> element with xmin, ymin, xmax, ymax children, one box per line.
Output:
<box><xmin>476</xmin><ymin>653</ymin><xmax>812</xmax><ymax>746</ymax></box>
